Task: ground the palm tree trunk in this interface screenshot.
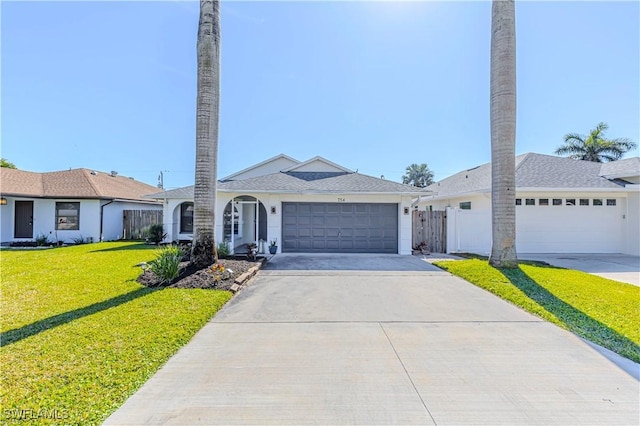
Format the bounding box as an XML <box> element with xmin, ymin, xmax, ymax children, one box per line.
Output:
<box><xmin>192</xmin><ymin>0</ymin><xmax>220</xmax><ymax>268</ymax></box>
<box><xmin>489</xmin><ymin>0</ymin><xmax>518</xmax><ymax>268</ymax></box>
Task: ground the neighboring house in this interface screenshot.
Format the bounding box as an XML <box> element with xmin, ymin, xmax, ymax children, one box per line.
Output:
<box><xmin>416</xmin><ymin>153</ymin><xmax>640</xmax><ymax>255</ymax></box>
<box><xmin>146</xmin><ymin>155</ymin><xmax>428</xmax><ymax>254</ymax></box>
<box><xmin>0</xmin><ymin>168</ymin><xmax>163</xmax><ymax>244</ymax></box>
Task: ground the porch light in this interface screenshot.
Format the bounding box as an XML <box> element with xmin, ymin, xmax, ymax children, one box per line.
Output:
<box><xmin>270</xmin><ymin>206</ymin><xmax>276</xmax><ymax>214</ymax></box>
<box><xmin>0</xmin><ymin>198</ymin><xmax>6</xmax><ymax>205</ymax></box>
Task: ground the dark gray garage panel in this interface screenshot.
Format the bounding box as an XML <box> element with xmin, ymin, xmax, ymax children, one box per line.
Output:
<box><xmin>282</xmin><ymin>202</ymin><xmax>398</xmax><ymax>253</ymax></box>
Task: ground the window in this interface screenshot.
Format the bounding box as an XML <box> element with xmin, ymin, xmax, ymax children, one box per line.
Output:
<box><xmin>515</xmin><ymin>198</ymin><xmax>522</xmax><ymax>206</ymax></box>
<box><xmin>180</xmin><ymin>202</ymin><xmax>194</xmax><ymax>233</ymax></box>
<box><xmin>56</xmin><ymin>202</ymin><xmax>80</xmax><ymax>230</ymax></box>
<box><xmin>593</xmin><ymin>199</ymin><xmax>603</xmax><ymax>206</ymax></box>
<box><xmin>539</xmin><ymin>199</ymin><xmax>549</xmax><ymax>206</ymax></box>
<box><xmin>579</xmin><ymin>199</ymin><xmax>589</xmax><ymax>206</ymax></box>
<box><xmin>553</xmin><ymin>199</ymin><xmax>562</xmax><ymax>206</ymax></box>
<box><xmin>223</xmin><ymin>203</ymin><xmax>240</xmax><ymax>241</ymax></box>
<box><xmin>566</xmin><ymin>199</ymin><xmax>576</xmax><ymax>206</ymax></box>
<box><xmin>525</xmin><ymin>198</ymin><xmax>535</xmax><ymax>206</ymax></box>
<box><xmin>607</xmin><ymin>199</ymin><xmax>617</xmax><ymax>206</ymax></box>
<box><xmin>459</xmin><ymin>201</ymin><xmax>471</xmax><ymax>210</ymax></box>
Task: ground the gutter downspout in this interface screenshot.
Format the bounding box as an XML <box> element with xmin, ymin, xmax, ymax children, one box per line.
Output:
<box><xmin>100</xmin><ymin>200</ymin><xmax>115</xmax><ymax>242</ymax></box>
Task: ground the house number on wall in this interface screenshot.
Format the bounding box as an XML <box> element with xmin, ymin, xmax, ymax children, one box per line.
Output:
<box><xmin>337</xmin><ymin>197</ymin><xmax>346</xmax><ymax>202</ymax></box>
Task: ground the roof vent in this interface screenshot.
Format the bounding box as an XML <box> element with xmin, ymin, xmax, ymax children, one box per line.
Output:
<box><xmin>110</xmin><ymin>171</ymin><xmax>118</xmax><ymax>177</ymax></box>
<box><xmin>90</xmin><ymin>171</ymin><xmax>97</xmax><ymax>175</ymax></box>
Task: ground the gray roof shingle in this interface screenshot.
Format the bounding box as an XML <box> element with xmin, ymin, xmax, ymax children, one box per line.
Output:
<box><xmin>599</xmin><ymin>157</ymin><xmax>640</xmax><ymax>179</ymax></box>
<box><xmin>426</xmin><ymin>153</ymin><xmax>635</xmax><ymax>197</ymax></box>
<box><xmin>146</xmin><ymin>172</ymin><xmax>429</xmax><ymax>199</ymax></box>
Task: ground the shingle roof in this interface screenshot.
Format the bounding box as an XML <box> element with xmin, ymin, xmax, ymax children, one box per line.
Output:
<box><xmin>426</xmin><ymin>153</ymin><xmax>634</xmax><ymax>197</ymax></box>
<box><xmin>0</xmin><ymin>168</ymin><xmax>161</xmax><ymax>202</ymax></box>
<box><xmin>146</xmin><ymin>171</ymin><xmax>429</xmax><ymax>199</ymax></box>
<box><xmin>599</xmin><ymin>157</ymin><xmax>640</xmax><ymax>179</ymax></box>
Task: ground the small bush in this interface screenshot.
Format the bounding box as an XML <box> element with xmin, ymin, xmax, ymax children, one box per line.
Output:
<box><xmin>35</xmin><ymin>233</ymin><xmax>51</xmax><ymax>247</ymax></box>
<box><xmin>72</xmin><ymin>235</ymin><xmax>88</xmax><ymax>245</ymax></box>
<box><xmin>148</xmin><ymin>245</ymin><xmax>184</xmax><ymax>284</ymax></box>
<box><xmin>217</xmin><ymin>241</ymin><xmax>230</xmax><ymax>257</ymax></box>
<box><xmin>147</xmin><ymin>224</ymin><xmax>166</xmax><ymax>244</ymax></box>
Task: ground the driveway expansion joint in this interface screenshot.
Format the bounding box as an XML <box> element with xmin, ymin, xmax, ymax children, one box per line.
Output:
<box><xmin>379</xmin><ymin>322</ymin><xmax>438</xmax><ymax>425</ymax></box>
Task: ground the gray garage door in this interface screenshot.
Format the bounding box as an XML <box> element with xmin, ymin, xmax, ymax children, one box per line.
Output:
<box><xmin>282</xmin><ymin>202</ymin><xmax>398</xmax><ymax>253</ymax></box>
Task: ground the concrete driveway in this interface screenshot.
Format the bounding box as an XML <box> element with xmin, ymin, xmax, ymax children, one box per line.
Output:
<box><xmin>106</xmin><ymin>254</ymin><xmax>639</xmax><ymax>425</ymax></box>
<box><xmin>521</xmin><ymin>253</ymin><xmax>640</xmax><ymax>286</ymax></box>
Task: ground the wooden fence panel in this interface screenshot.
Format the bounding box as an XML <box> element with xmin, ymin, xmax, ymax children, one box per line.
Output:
<box><xmin>123</xmin><ymin>210</ymin><xmax>163</xmax><ymax>240</ymax></box>
<box><xmin>412</xmin><ymin>210</ymin><xmax>447</xmax><ymax>253</ymax></box>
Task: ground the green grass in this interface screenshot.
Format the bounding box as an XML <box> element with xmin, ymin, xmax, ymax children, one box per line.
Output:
<box><xmin>434</xmin><ymin>259</ymin><xmax>640</xmax><ymax>363</ymax></box>
<box><xmin>1</xmin><ymin>242</ymin><xmax>232</xmax><ymax>425</ymax></box>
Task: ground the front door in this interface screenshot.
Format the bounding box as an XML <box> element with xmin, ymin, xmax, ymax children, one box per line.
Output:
<box><xmin>14</xmin><ymin>201</ymin><xmax>34</xmax><ymax>238</ymax></box>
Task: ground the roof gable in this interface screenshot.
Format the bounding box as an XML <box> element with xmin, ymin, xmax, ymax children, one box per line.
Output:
<box><xmin>146</xmin><ymin>155</ymin><xmax>428</xmax><ymax>199</ymax></box>
<box><xmin>221</xmin><ymin>154</ymin><xmax>299</xmax><ymax>181</ymax></box>
<box><xmin>282</xmin><ymin>156</ymin><xmax>353</xmax><ymax>173</ymax></box>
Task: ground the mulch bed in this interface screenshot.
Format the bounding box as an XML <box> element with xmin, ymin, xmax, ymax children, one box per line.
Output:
<box><xmin>137</xmin><ymin>259</ymin><xmax>262</xmax><ymax>290</ymax></box>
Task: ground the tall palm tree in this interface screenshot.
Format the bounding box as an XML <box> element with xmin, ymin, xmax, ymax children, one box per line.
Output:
<box><xmin>192</xmin><ymin>0</ymin><xmax>221</xmax><ymax>268</ymax></box>
<box><xmin>402</xmin><ymin>163</ymin><xmax>434</xmax><ymax>187</ymax></box>
<box><xmin>555</xmin><ymin>122</ymin><xmax>636</xmax><ymax>162</ymax></box>
<box><xmin>488</xmin><ymin>0</ymin><xmax>518</xmax><ymax>268</ymax></box>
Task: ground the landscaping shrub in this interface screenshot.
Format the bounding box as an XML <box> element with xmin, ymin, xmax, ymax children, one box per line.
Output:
<box><xmin>72</xmin><ymin>235</ymin><xmax>88</xmax><ymax>245</ymax></box>
<box><xmin>217</xmin><ymin>241</ymin><xmax>230</xmax><ymax>257</ymax></box>
<box><xmin>147</xmin><ymin>224</ymin><xmax>166</xmax><ymax>244</ymax></box>
<box><xmin>35</xmin><ymin>233</ymin><xmax>51</xmax><ymax>246</ymax></box>
<box><xmin>148</xmin><ymin>245</ymin><xmax>184</xmax><ymax>284</ymax></box>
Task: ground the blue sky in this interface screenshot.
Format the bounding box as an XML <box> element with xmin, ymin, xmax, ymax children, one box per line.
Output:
<box><xmin>2</xmin><ymin>1</ymin><xmax>638</xmax><ymax>190</ymax></box>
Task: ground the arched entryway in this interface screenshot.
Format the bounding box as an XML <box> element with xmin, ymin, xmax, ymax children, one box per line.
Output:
<box><xmin>223</xmin><ymin>196</ymin><xmax>267</xmax><ymax>254</ymax></box>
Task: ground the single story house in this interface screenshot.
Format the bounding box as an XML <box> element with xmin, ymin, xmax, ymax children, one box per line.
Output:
<box><xmin>146</xmin><ymin>155</ymin><xmax>428</xmax><ymax>254</ymax></box>
<box><xmin>0</xmin><ymin>168</ymin><xmax>163</xmax><ymax>244</ymax></box>
<box><xmin>416</xmin><ymin>153</ymin><xmax>640</xmax><ymax>256</ymax></box>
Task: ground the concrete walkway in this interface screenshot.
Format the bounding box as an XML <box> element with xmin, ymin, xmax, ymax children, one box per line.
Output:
<box><xmin>105</xmin><ymin>254</ymin><xmax>639</xmax><ymax>425</ymax></box>
<box><xmin>520</xmin><ymin>253</ymin><xmax>640</xmax><ymax>286</ymax></box>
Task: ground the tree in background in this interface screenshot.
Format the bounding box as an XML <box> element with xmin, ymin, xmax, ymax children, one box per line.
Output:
<box><xmin>555</xmin><ymin>122</ymin><xmax>636</xmax><ymax>162</ymax></box>
<box><xmin>191</xmin><ymin>0</ymin><xmax>221</xmax><ymax>268</ymax></box>
<box><xmin>402</xmin><ymin>163</ymin><xmax>434</xmax><ymax>188</ymax></box>
<box><xmin>488</xmin><ymin>0</ymin><xmax>518</xmax><ymax>269</ymax></box>
<box><xmin>1</xmin><ymin>158</ymin><xmax>17</xmax><ymax>169</ymax></box>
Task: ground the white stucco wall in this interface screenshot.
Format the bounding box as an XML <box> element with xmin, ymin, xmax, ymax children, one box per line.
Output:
<box><xmin>0</xmin><ymin>197</ymin><xmax>101</xmax><ymax>244</ymax></box>
<box><xmin>622</xmin><ymin>188</ymin><xmax>639</xmax><ymax>255</ymax></box>
<box><xmin>0</xmin><ymin>202</ymin><xmax>12</xmax><ymax>243</ymax></box>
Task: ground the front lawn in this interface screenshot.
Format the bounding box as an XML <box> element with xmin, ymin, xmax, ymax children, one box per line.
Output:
<box><xmin>434</xmin><ymin>259</ymin><xmax>640</xmax><ymax>363</ymax></box>
<box><xmin>0</xmin><ymin>242</ymin><xmax>232</xmax><ymax>425</ymax></box>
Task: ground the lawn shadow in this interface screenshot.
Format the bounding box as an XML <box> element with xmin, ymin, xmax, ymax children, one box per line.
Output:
<box><xmin>89</xmin><ymin>243</ymin><xmax>157</xmax><ymax>253</ymax></box>
<box><xmin>496</xmin><ymin>266</ymin><xmax>640</xmax><ymax>367</ymax></box>
<box><xmin>1</xmin><ymin>287</ymin><xmax>158</xmax><ymax>347</ymax></box>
